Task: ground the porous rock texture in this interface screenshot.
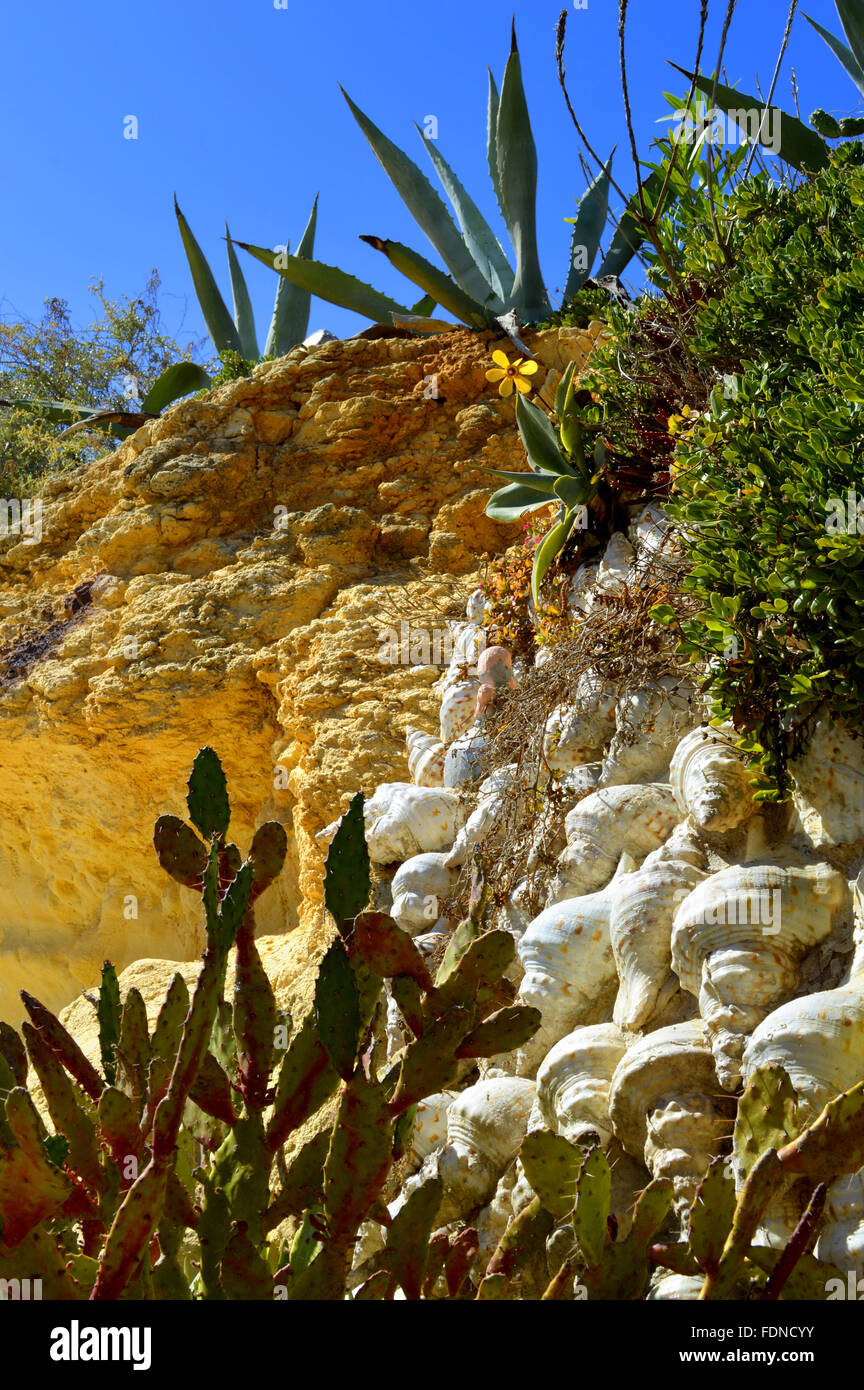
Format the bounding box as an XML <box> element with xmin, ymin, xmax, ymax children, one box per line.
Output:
<box><xmin>0</xmin><ymin>325</ymin><xmax>586</xmax><ymax>1021</ymax></box>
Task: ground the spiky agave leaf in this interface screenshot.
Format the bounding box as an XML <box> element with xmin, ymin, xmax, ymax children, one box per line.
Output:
<box><xmin>495</xmin><ymin>24</ymin><xmax>550</xmax><ymax>323</ymax></box>
<box><xmin>563</xmin><ymin>154</ymin><xmax>613</xmax><ymax>304</ymax></box>
<box><xmin>802</xmin><ymin>8</ymin><xmax>864</xmax><ymax>96</ymax></box>
<box><xmin>340</xmin><ymin>87</ymin><xmax>498</xmax><ymax>308</ymax></box>
<box><xmin>237</xmin><ymin>241</ymin><xmax>411</xmax><ymax>324</ymax></box>
<box><xmin>174</xmin><ymin>196</ymin><xmax>243</xmax><ymax>355</ymax></box>
<box><xmin>225</xmin><ymin>222</ymin><xmax>259</xmax><ymax>361</ymax></box>
<box><xmin>358</xmin><ymin>237</ymin><xmax>488</xmax><ymax>327</ymax></box>
<box><xmin>415</xmin><ymin>124</ymin><xmax>513</xmax><ymax>304</ymax></box>
<box><xmin>265</xmin><ymin>194</ymin><xmax>319</xmax><ymax>357</ymax></box>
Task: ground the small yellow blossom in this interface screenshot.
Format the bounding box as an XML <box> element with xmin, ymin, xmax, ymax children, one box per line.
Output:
<box><xmin>486</xmin><ymin>349</ymin><xmax>539</xmax><ymax>398</ymax></box>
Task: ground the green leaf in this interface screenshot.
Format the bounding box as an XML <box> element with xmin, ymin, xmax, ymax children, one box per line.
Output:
<box><xmin>225</xmin><ymin>222</ymin><xmax>259</xmax><ymax>361</ymax></box>
<box><xmin>516</xmin><ymin>392</ymin><xmax>572</xmax><ymax>475</ymax></box>
<box><xmin>341</xmin><ymin>87</ymin><xmax>496</xmax><ymax>306</ymax></box>
<box><xmin>563</xmin><ymin>154</ymin><xmax>613</xmax><ymax>303</ymax></box>
<box><xmin>532</xmin><ymin>509</ymin><xmax>577</xmax><ymax>604</ymax></box>
<box><xmin>802</xmin><ymin>11</ymin><xmax>864</xmax><ymax>95</ymax></box>
<box><xmin>359</xmin><ymin>236</ymin><xmax>488</xmax><ymax>327</ymax></box>
<box><xmin>384</xmin><ymin>1175</ymin><xmax>443</xmax><ymax>1298</ymax></box>
<box><xmin>324</xmin><ymin>792</ymin><xmax>371</xmax><ymax>930</ymax></box>
<box><xmin>237</xmin><ymin>241</ymin><xmax>409</xmax><ymax>325</ymax></box>
<box><xmin>140</xmin><ymin>361</ymin><xmax>212</xmax><ymax>416</ymax></box>
<box><xmin>495</xmin><ymin>26</ymin><xmax>550</xmax><ymax>322</ymax></box>
<box><xmin>553</xmin><ymin>474</ymin><xmax>591</xmax><ymax>510</ymax></box>
<box><xmin>187</xmin><ymin>746</ymin><xmax>230</xmax><ymax>842</ymax></box>
<box><xmin>487</xmin><ymin>69</ymin><xmax>507</xmax><ymax>226</ymax></box>
<box><xmin>174</xmin><ymin>197</ymin><xmax>242</xmax><ymax>355</ymax></box>
<box><xmin>485</xmin><ymin>482</ymin><xmax>554</xmax><ymax>522</ymax></box>
<box><xmin>97</xmin><ymin>961</ymin><xmax>122</xmax><ymax>1087</ymax></box>
<box><xmin>519</xmin><ymin>1129</ymin><xmax>583</xmax><ymax>1217</ymax></box>
<box><xmin>416</xmin><ymin>124</ymin><xmax>513</xmax><ymax>305</ymax></box>
<box><xmin>572</xmin><ymin>1145</ymin><xmax>611</xmax><ymax>1269</ymax></box>
<box><xmin>315</xmin><ymin>938</ymin><xmax>361</xmax><ymax>1081</ymax></box>
<box><xmin>668</xmin><ymin>66</ymin><xmax>829</xmax><ymax>173</ymax></box>
<box><xmin>483</xmin><ymin>466</ymin><xmax>560</xmax><ymax>494</ymax></box>
<box><xmin>264</xmin><ymin>194</ymin><xmax>319</xmax><ymax>358</ymax></box>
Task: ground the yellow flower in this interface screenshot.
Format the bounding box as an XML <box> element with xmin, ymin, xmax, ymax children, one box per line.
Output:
<box><xmin>485</xmin><ymin>349</ymin><xmax>539</xmax><ymax>397</ymax></box>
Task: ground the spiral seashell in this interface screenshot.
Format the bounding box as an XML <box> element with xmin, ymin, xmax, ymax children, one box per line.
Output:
<box><xmin>389</xmin><ymin>852</ymin><xmax>457</xmax><ymax>935</ymax></box>
<box><xmin>601</xmin><ymin>678</ymin><xmax>699</xmax><ymax>787</ymax></box>
<box><xmin>648</xmin><ymin>1272</ymin><xmax>704</xmax><ymax>1300</ymax></box>
<box><xmin>443</xmin><ymin>724</ymin><xmax>487</xmax><ymax>788</ymax></box>
<box><xmin>511</xmin><ymin>865</ymin><xmax>635</xmax><ymax>1076</ymax></box>
<box><xmin>364</xmin><ymin>782</ymin><xmax>466</xmax><ymax>864</ymax></box>
<box><xmin>550</xmin><ymin>782</ymin><xmax>680</xmax><ymax>903</ymax></box>
<box><xmin>609</xmin><ymin>1019</ymin><xmax>734</xmax><ymax>1213</ymax></box>
<box><xmin>418</xmin><ymin>1077</ymin><xmax>537</xmax><ymax>1225</ymax></box>
<box><xmin>465</xmin><ymin>588</ymin><xmax>487</xmax><ymax>623</ymax></box>
<box><xmin>671</xmin><ymin>861</ymin><xmax>848</xmax><ymax>1090</ymax></box>
<box><xmin>669</xmin><ymin>725</ymin><xmax>756</xmax><ymax>835</ymax></box>
<box><xmin>406</xmin><ymin>726</ymin><xmax>446</xmax><ymax>788</ymax></box>
<box><xmin>790</xmin><ymin>717</ymin><xmax>864</xmax><ymax>848</ymax></box>
<box><xmin>410</xmin><ymin>1090</ymin><xmax>460</xmax><ymax>1166</ymax></box>
<box><xmin>742</xmin><ymin>986</ymin><xmax>864</xmax><ymax>1263</ymax></box>
<box><xmin>595</xmin><ymin>531</ymin><xmax>635</xmax><ymax>596</ymax></box>
<box><xmin>443</xmin><ymin>766</ymin><xmax>524</xmax><ymax>870</ymax></box>
<box><xmin>536</xmin><ymin>1022</ymin><xmax>629</xmax><ymax>1146</ymax></box>
<box><xmin>611</xmin><ymin>839</ymin><xmax>708</xmax><ymax>1031</ymax></box>
<box><xmin>542</xmin><ymin>672</ymin><xmax>617</xmax><ymax>774</ymax></box>
<box><xmin>440</xmin><ymin>678</ymin><xmax>481</xmax><ymax>745</ymax></box>
<box><xmin>629</xmin><ymin>503</ymin><xmax>677</xmax><ymax>564</ymax></box>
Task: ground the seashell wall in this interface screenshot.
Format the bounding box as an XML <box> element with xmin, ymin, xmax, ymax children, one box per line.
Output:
<box><xmin>344</xmin><ymin>527</ymin><xmax>864</xmax><ymax>1297</ymax></box>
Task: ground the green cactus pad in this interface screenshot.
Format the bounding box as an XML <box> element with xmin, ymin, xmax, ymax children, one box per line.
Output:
<box><xmin>383</xmin><ymin>1174</ymin><xmax>444</xmax><ymax>1298</ymax></box>
<box><xmin>153</xmin><ymin>814</ymin><xmax>208</xmax><ymax>888</ymax></box>
<box><xmin>186</xmin><ymin>746</ymin><xmax>231</xmax><ymax>842</ymax></box>
<box><xmin>97</xmin><ymin>961</ymin><xmax>122</xmax><ymax>1087</ymax></box>
<box><xmin>572</xmin><ymin>1145</ymin><xmax>612</xmax><ymax>1270</ymax></box>
<box><xmin>519</xmin><ymin>1129</ymin><xmax>583</xmax><ymax>1218</ymax></box>
<box><xmin>352</xmin><ymin>911</ymin><xmax>435</xmax><ymax>989</ymax></box>
<box><xmin>248</xmin><ymin>821</ymin><xmax>288</xmax><ymax>899</ymax></box>
<box><xmin>734</xmin><ymin>1063</ymin><xmax>800</xmax><ymax>1177</ymax></box>
<box><xmin>315</xmin><ymin>937</ymin><xmax>361</xmax><ymax>1082</ymax></box>
<box><xmin>324</xmin><ymin>1073</ymin><xmax>394</xmax><ymax>1247</ymax></box>
<box><xmin>390</xmin><ymin>1008</ymin><xmax>472</xmax><ymax>1113</ymax></box>
<box><xmin>455</xmin><ymin>1004</ymin><xmax>541</xmax><ymax>1059</ymax></box>
<box><xmin>324</xmin><ymin>792</ymin><xmax>371</xmax><ymax>932</ymax></box>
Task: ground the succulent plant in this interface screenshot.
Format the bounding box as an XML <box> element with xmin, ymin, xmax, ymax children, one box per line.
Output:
<box><xmin>174</xmin><ymin>193</ymin><xmax>319</xmax><ymax>360</ymax></box>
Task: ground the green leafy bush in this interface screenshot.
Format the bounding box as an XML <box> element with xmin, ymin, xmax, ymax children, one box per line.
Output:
<box><xmin>658</xmin><ymin>144</ymin><xmax>864</xmax><ymax>795</ymax></box>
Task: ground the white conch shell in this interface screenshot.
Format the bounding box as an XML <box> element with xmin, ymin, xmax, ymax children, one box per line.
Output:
<box><xmin>742</xmin><ymin>986</ymin><xmax>864</xmax><ymax>1265</ymax></box>
<box><xmin>550</xmin><ymin>782</ymin><xmax>680</xmax><ymax>903</ymax></box>
<box><xmin>411</xmin><ymin>1077</ymin><xmax>537</xmax><ymax>1225</ymax></box>
<box><xmin>465</xmin><ymin>588</ymin><xmax>487</xmax><ymax>622</ymax></box>
<box><xmin>440</xmin><ymin>678</ymin><xmax>481</xmax><ymax>744</ymax></box>
<box><xmin>648</xmin><ymin>1272</ymin><xmax>704</xmax><ymax>1300</ymax></box>
<box><xmin>629</xmin><ymin>503</ymin><xmax>677</xmax><ymax>565</ymax></box>
<box><xmin>790</xmin><ymin>717</ymin><xmax>864</xmax><ymax>848</ymax></box>
<box><xmin>406</xmin><ymin>726</ymin><xmax>446</xmax><ymax>788</ymax></box>
<box><xmin>669</xmin><ymin>725</ymin><xmax>756</xmax><ymax>834</ymax></box>
<box><xmin>611</xmin><ymin>839</ymin><xmax>708</xmax><ymax>1031</ymax></box>
<box><xmin>542</xmin><ymin>672</ymin><xmax>617</xmax><ymax>773</ymax></box>
<box><xmin>444</xmin><ymin>766</ymin><xmax>524</xmax><ymax>870</ymax></box>
<box><xmin>601</xmin><ymin>677</ymin><xmax>698</xmax><ymax>787</ymax></box>
<box><xmin>671</xmin><ymin>861</ymin><xmax>848</xmax><ymax>1090</ymax></box>
<box><xmin>595</xmin><ymin>531</ymin><xmax>635</xmax><ymax>596</ymax></box>
<box><xmin>389</xmin><ymin>852</ymin><xmax>456</xmax><ymax>935</ymax></box>
<box><xmin>536</xmin><ymin>1022</ymin><xmax>629</xmax><ymax>1146</ymax></box>
<box><xmin>443</xmin><ymin>724</ymin><xmax>487</xmax><ymax>788</ymax></box>
<box><xmin>567</xmin><ymin>559</ymin><xmax>600</xmax><ymax>616</ymax></box>
<box><xmin>609</xmin><ymin>1019</ymin><xmax>733</xmax><ymax>1213</ymax></box>
<box><xmin>512</xmin><ymin>865</ymin><xmax>635</xmax><ymax>1076</ymax></box>
<box><xmin>410</xmin><ymin>1090</ymin><xmax>459</xmax><ymax>1166</ymax></box>
<box><xmin>364</xmin><ymin>782</ymin><xmax>466</xmax><ymax>863</ymax></box>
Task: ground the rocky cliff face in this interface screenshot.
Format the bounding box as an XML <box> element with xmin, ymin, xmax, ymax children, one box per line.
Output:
<box><xmin>0</xmin><ymin>325</ymin><xmax>586</xmax><ymax>1021</ymax></box>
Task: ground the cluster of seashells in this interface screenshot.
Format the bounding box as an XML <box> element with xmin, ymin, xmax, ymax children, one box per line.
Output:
<box><xmin>333</xmin><ymin>511</ymin><xmax>864</xmax><ymax>1298</ymax></box>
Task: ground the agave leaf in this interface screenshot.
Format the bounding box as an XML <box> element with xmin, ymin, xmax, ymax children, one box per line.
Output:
<box><xmin>516</xmin><ymin>392</ymin><xmax>572</xmax><ymax>476</ymax></box>
<box><xmin>668</xmin><ymin>66</ymin><xmax>829</xmax><ymax>173</ymax></box>
<box><xmin>532</xmin><ymin>508</ymin><xmax>576</xmax><ymax>605</ymax></box>
<box><xmin>341</xmin><ymin>87</ymin><xmax>496</xmax><ymax>306</ymax></box>
<box><xmin>495</xmin><ymin>25</ymin><xmax>550</xmax><ymax>322</ymax></box>
<box><xmin>264</xmin><ymin>194</ymin><xmax>319</xmax><ymax>358</ymax></box>
<box><xmin>174</xmin><ymin>197</ymin><xmax>243</xmax><ymax>355</ymax></box>
<box><xmin>802</xmin><ymin>9</ymin><xmax>864</xmax><ymax>96</ymax></box>
<box><xmin>140</xmin><ymin>361</ymin><xmax>212</xmax><ymax>416</ymax></box>
<box><xmin>415</xmin><ymin>124</ymin><xmax>513</xmax><ymax>305</ymax></box>
<box><xmin>236</xmin><ymin>241</ymin><xmax>410</xmax><ymax>324</ymax></box>
<box><xmin>225</xmin><ymin>223</ymin><xmax>259</xmax><ymax>361</ymax></box>
<box><xmin>483</xmin><ymin>466</ymin><xmax>561</xmax><ymax>494</ymax></box>
<box><xmin>485</xmin><ymin>481</ymin><xmax>557</xmax><ymax>521</ymax></box>
<box><xmin>487</xmin><ymin>69</ymin><xmax>508</xmax><ymax>226</ymax></box>
<box><xmin>359</xmin><ymin>237</ymin><xmax>488</xmax><ymax>327</ymax></box>
<box><xmin>563</xmin><ymin>154</ymin><xmax>613</xmax><ymax>304</ymax></box>
<box><xmin>391</xmin><ymin>311</ymin><xmax>455</xmax><ymax>334</ymax></box>
<box><xmin>553</xmin><ymin>474</ymin><xmax>592</xmax><ymax>510</ymax></box>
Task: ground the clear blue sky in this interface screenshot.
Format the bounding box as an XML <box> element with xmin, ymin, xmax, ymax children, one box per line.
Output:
<box><xmin>1</xmin><ymin>0</ymin><xmax>859</xmax><ymax>350</ymax></box>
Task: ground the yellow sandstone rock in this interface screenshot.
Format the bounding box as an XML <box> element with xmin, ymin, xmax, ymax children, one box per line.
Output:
<box><xmin>0</xmin><ymin>325</ymin><xmax>597</xmax><ymax>1022</ymax></box>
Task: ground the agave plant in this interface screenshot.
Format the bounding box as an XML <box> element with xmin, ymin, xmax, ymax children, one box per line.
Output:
<box><xmin>670</xmin><ymin>0</ymin><xmax>864</xmax><ymax>174</ymax></box>
<box><xmin>174</xmin><ymin>194</ymin><xmax>319</xmax><ymax>361</ymax></box>
<box><xmin>485</xmin><ymin>361</ymin><xmax>607</xmax><ymax>604</ymax></box>
<box><xmin>0</xmin><ymin>359</ymin><xmax>213</xmax><ymax>442</ymax></box>
<box><xmin>236</xmin><ymin>24</ymin><xmax>624</xmax><ymax>335</ymax></box>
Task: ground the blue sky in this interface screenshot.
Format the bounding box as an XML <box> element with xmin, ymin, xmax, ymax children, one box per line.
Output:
<box><xmin>1</xmin><ymin>0</ymin><xmax>860</xmax><ymax>351</ymax></box>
